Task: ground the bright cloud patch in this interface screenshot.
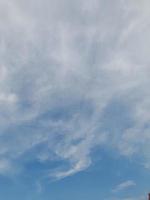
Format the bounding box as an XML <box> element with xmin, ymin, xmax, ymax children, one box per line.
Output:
<box><xmin>0</xmin><ymin>0</ymin><xmax>150</xmax><ymax>179</ymax></box>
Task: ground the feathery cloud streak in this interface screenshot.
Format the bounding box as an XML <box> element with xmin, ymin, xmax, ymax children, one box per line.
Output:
<box><xmin>0</xmin><ymin>0</ymin><xmax>150</xmax><ymax>178</ymax></box>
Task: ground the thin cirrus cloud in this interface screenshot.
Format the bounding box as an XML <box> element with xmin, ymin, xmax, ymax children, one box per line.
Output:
<box><xmin>112</xmin><ymin>180</ymin><xmax>136</xmax><ymax>193</ymax></box>
<box><xmin>0</xmin><ymin>0</ymin><xmax>150</xmax><ymax>179</ymax></box>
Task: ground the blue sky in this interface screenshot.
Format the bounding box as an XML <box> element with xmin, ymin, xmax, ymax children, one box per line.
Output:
<box><xmin>0</xmin><ymin>0</ymin><xmax>150</xmax><ymax>199</ymax></box>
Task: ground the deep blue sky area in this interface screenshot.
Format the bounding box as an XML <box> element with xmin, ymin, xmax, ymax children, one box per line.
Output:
<box><xmin>0</xmin><ymin>152</ymin><xmax>150</xmax><ymax>200</ymax></box>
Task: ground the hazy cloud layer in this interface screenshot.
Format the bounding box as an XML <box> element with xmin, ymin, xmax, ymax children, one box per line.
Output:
<box><xmin>0</xmin><ymin>0</ymin><xmax>150</xmax><ymax>178</ymax></box>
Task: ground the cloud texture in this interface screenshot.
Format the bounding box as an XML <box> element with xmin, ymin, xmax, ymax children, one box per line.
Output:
<box><xmin>0</xmin><ymin>0</ymin><xmax>150</xmax><ymax>178</ymax></box>
<box><xmin>112</xmin><ymin>180</ymin><xmax>136</xmax><ymax>193</ymax></box>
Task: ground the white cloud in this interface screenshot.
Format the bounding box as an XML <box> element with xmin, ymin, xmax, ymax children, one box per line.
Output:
<box><xmin>0</xmin><ymin>0</ymin><xmax>150</xmax><ymax>179</ymax></box>
<box><xmin>112</xmin><ymin>180</ymin><xmax>136</xmax><ymax>193</ymax></box>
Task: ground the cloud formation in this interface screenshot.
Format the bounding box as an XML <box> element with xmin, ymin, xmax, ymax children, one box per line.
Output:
<box><xmin>112</xmin><ymin>180</ymin><xmax>136</xmax><ymax>193</ymax></box>
<box><xmin>0</xmin><ymin>0</ymin><xmax>150</xmax><ymax>178</ymax></box>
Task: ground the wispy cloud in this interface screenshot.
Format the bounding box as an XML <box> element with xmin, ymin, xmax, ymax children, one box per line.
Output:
<box><xmin>112</xmin><ymin>180</ymin><xmax>136</xmax><ymax>193</ymax></box>
<box><xmin>0</xmin><ymin>0</ymin><xmax>150</xmax><ymax>179</ymax></box>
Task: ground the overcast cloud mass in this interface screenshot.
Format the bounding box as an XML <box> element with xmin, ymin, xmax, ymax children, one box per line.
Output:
<box><xmin>0</xmin><ymin>0</ymin><xmax>150</xmax><ymax>188</ymax></box>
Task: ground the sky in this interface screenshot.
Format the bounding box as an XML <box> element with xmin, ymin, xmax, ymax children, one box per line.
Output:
<box><xmin>0</xmin><ymin>0</ymin><xmax>150</xmax><ymax>199</ymax></box>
